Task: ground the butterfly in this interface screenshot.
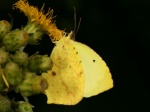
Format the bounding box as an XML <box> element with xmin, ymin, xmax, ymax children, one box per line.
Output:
<box><xmin>42</xmin><ymin>32</ymin><xmax>113</xmax><ymax>105</ymax></box>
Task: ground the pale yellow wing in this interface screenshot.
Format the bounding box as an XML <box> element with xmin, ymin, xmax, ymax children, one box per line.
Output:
<box><xmin>42</xmin><ymin>37</ymin><xmax>84</xmax><ymax>105</ymax></box>
<box><xmin>70</xmin><ymin>40</ymin><xmax>113</xmax><ymax>97</ymax></box>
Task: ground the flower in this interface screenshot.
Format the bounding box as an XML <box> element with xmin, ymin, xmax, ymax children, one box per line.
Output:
<box><xmin>13</xmin><ymin>0</ymin><xmax>64</xmax><ymax>42</ymax></box>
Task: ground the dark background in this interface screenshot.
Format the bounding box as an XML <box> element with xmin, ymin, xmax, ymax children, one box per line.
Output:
<box><xmin>0</xmin><ymin>0</ymin><xmax>149</xmax><ymax>112</ymax></box>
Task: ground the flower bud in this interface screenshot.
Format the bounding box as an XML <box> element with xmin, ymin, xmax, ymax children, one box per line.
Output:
<box><xmin>17</xmin><ymin>72</ymin><xmax>48</xmax><ymax>97</ymax></box>
<box><xmin>4</xmin><ymin>62</ymin><xmax>23</xmax><ymax>86</ymax></box>
<box><xmin>3</xmin><ymin>29</ymin><xmax>29</xmax><ymax>52</ymax></box>
<box><xmin>0</xmin><ymin>20</ymin><xmax>11</xmax><ymax>40</ymax></box>
<box><xmin>11</xmin><ymin>51</ymin><xmax>28</xmax><ymax>67</ymax></box>
<box><xmin>0</xmin><ymin>47</ymin><xmax>9</xmax><ymax>66</ymax></box>
<box><xmin>17</xmin><ymin>101</ymin><xmax>33</xmax><ymax>112</ymax></box>
<box><xmin>28</xmin><ymin>54</ymin><xmax>52</xmax><ymax>73</ymax></box>
<box><xmin>0</xmin><ymin>94</ymin><xmax>12</xmax><ymax>112</ymax></box>
<box><xmin>23</xmin><ymin>23</ymin><xmax>43</xmax><ymax>45</ymax></box>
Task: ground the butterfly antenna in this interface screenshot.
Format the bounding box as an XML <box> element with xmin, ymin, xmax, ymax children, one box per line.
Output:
<box><xmin>72</xmin><ymin>7</ymin><xmax>82</xmax><ymax>40</ymax></box>
<box><xmin>76</xmin><ymin>17</ymin><xmax>81</xmax><ymax>35</ymax></box>
<box><xmin>73</xmin><ymin>7</ymin><xmax>77</xmax><ymax>35</ymax></box>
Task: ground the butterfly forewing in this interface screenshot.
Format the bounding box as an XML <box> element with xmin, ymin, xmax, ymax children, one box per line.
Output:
<box><xmin>42</xmin><ymin>37</ymin><xmax>84</xmax><ymax>105</ymax></box>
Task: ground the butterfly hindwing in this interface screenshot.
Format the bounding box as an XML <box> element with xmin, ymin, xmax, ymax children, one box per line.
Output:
<box><xmin>70</xmin><ymin>40</ymin><xmax>113</xmax><ymax>97</ymax></box>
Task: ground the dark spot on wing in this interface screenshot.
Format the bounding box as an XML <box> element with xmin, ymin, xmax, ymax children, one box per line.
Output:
<box><xmin>51</xmin><ymin>71</ymin><xmax>56</xmax><ymax>76</ymax></box>
<box><xmin>93</xmin><ymin>59</ymin><xmax>95</xmax><ymax>62</ymax></box>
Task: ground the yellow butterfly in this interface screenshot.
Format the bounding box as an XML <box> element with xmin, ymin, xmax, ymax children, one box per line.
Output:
<box><xmin>42</xmin><ymin>32</ymin><xmax>113</xmax><ymax>105</ymax></box>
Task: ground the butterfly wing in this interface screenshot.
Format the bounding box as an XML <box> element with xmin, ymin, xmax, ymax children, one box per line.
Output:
<box><xmin>70</xmin><ymin>40</ymin><xmax>113</xmax><ymax>97</ymax></box>
<box><xmin>42</xmin><ymin>37</ymin><xmax>84</xmax><ymax>105</ymax></box>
